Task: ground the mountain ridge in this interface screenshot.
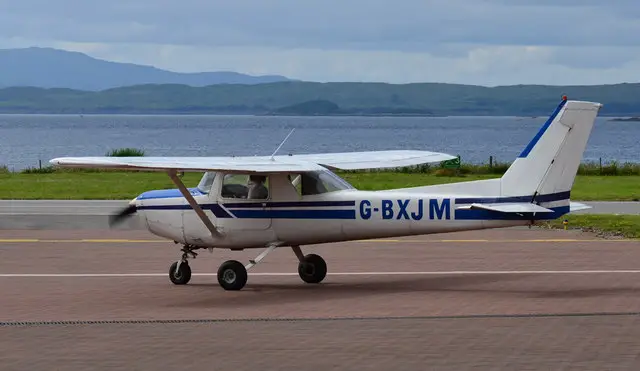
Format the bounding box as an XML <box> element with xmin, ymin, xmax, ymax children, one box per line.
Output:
<box><xmin>1</xmin><ymin>81</ymin><xmax>639</xmax><ymax>116</ymax></box>
<box><xmin>0</xmin><ymin>47</ymin><xmax>293</xmax><ymax>90</ymax></box>
<box><xmin>1</xmin><ymin>47</ymin><xmax>639</xmax><ymax>116</ymax></box>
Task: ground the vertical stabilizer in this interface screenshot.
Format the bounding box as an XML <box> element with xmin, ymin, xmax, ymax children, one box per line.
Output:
<box><xmin>500</xmin><ymin>97</ymin><xmax>602</xmax><ymax>202</ymax></box>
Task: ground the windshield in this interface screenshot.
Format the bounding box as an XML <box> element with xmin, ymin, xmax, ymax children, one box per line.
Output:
<box><xmin>196</xmin><ymin>172</ymin><xmax>216</xmax><ymax>193</ymax></box>
<box><xmin>317</xmin><ymin>169</ymin><xmax>355</xmax><ymax>191</ymax></box>
<box><xmin>295</xmin><ymin>169</ymin><xmax>354</xmax><ymax>195</ymax></box>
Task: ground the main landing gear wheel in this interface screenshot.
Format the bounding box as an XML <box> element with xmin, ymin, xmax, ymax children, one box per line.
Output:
<box><xmin>217</xmin><ymin>260</ymin><xmax>248</xmax><ymax>291</ymax></box>
<box><xmin>298</xmin><ymin>254</ymin><xmax>327</xmax><ymax>284</ymax></box>
<box><xmin>169</xmin><ymin>261</ymin><xmax>192</xmax><ymax>285</ymax></box>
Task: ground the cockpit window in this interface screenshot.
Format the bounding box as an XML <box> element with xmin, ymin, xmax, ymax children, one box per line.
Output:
<box><xmin>220</xmin><ymin>173</ymin><xmax>270</xmax><ymax>199</ymax></box>
<box><xmin>196</xmin><ymin>172</ymin><xmax>216</xmax><ymax>193</ymax></box>
<box><xmin>291</xmin><ymin>170</ymin><xmax>354</xmax><ymax>196</ymax></box>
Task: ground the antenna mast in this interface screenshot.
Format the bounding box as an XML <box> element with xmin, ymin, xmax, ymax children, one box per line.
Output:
<box><xmin>270</xmin><ymin>128</ymin><xmax>295</xmax><ymax>160</ymax></box>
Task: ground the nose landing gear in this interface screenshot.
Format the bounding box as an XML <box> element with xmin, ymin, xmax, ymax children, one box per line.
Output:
<box><xmin>169</xmin><ymin>245</ymin><xmax>200</xmax><ymax>285</ymax></box>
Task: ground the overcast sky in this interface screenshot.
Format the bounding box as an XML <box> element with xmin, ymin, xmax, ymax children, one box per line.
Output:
<box><xmin>1</xmin><ymin>0</ymin><xmax>639</xmax><ymax>86</ymax></box>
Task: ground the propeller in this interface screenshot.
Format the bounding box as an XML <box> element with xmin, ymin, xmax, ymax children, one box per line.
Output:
<box><xmin>109</xmin><ymin>201</ymin><xmax>138</xmax><ymax>228</ymax></box>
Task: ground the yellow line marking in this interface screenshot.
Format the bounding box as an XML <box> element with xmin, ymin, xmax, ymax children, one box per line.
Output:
<box><xmin>0</xmin><ymin>239</ymin><xmax>161</xmax><ymax>243</ymax></box>
<box><xmin>353</xmin><ymin>239</ymin><xmax>402</xmax><ymax>242</ymax></box>
<box><xmin>440</xmin><ymin>239</ymin><xmax>490</xmax><ymax>242</ymax></box>
<box><xmin>80</xmin><ymin>239</ymin><xmax>159</xmax><ymax>243</ymax></box>
<box><xmin>0</xmin><ymin>238</ymin><xmax>637</xmax><ymax>244</ymax></box>
<box><xmin>356</xmin><ymin>239</ymin><xmax>636</xmax><ymax>243</ymax></box>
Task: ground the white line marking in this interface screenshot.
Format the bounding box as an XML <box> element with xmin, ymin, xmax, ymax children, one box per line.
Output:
<box><xmin>2</xmin><ymin>270</ymin><xmax>640</xmax><ymax>277</ymax></box>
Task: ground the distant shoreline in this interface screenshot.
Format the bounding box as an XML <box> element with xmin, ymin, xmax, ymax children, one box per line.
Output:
<box><xmin>609</xmin><ymin>117</ymin><xmax>640</xmax><ymax>122</ymax></box>
<box><xmin>3</xmin><ymin>80</ymin><xmax>640</xmax><ymax>117</ymax></box>
<box><xmin>0</xmin><ymin>112</ymin><xmax>632</xmax><ymax>118</ymax></box>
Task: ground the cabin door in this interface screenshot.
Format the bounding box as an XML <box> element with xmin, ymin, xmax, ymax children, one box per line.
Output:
<box><xmin>215</xmin><ymin>173</ymin><xmax>273</xmax><ymax>231</ymax></box>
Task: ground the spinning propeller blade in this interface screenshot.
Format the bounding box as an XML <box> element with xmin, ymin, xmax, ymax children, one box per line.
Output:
<box><xmin>109</xmin><ymin>203</ymin><xmax>137</xmax><ymax>227</ymax></box>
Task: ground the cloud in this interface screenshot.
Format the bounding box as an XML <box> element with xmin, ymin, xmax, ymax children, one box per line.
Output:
<box><xmin>1</xmin><ymin>0</ymin><xmax>640</xmax><ymax>85</ymax></box>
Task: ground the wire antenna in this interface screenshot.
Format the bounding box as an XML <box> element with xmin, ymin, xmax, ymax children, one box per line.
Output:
<box><xmin>270</xmin><ymin>128</ymin><xmax>295</xmax><ymax>160</ymax></box>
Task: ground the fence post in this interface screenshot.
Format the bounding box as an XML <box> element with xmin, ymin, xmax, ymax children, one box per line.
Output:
<box><xmin>489</xmin><ymin>155</ymin><xmax>493</xmax><ymax>169</ymax></box>
<box><xmin>599</xmin><ymin>157</ymin><xmax>602</xmax><ymax>175</ymax></box>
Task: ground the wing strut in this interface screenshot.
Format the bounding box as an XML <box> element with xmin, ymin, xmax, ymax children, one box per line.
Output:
<box><xmin>167</xmin><ymin>169</ymin><xmax>223</xmax><ymax>237</ymax></box>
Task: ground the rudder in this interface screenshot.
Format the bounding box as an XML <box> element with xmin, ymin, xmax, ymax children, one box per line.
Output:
<box><xmin>500</xmin><ymin>97</ymin><xmax>603</xmax><ymax>202</ymax></box>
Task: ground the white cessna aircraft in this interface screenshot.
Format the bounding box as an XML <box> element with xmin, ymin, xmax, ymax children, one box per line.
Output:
<box><xmin>50</xmin><ymin>97</ymin><xmax>600</xmax><ymax>291</ymax></box>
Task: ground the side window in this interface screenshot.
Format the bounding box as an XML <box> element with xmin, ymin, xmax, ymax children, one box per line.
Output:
<box><xmin>301</xmin><ymin>172</ymin><xmax>328</xmax><ymax>195</ymax></box>
<box><xmin>221</xmin><ymin>174</ymin><xmax>269</xmax><ymax>200</ymax></box>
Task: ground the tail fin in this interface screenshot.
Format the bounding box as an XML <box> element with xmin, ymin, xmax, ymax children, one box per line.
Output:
<box><xmin>500</xmin><ymin>97</ymin><xmax>603</xmax><ymax>201</ymax></box>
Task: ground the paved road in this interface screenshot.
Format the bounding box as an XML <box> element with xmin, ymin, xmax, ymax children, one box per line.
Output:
<box><xmin>0</xmin><ymin>200</ymin><xmax>638</xmax><ymax>230</ymax></box>
<box><xmin>0</xmin><ymin>200</ymin><xmax>129</xmax><ymax>215</ymax></box>
<box><xmin>1</xmin><ymin>228</ymin><xmax>639</xmax><ymax>370</ymax></box>
<box><xmin>571</xmin><ymin>201</ymin><xmax>640</xmax><ymax>215</ymax></box>
<box><xmin>0</xmin><ymin>200</ymin><xmax>142</xmax><ymax>230</ymax></box>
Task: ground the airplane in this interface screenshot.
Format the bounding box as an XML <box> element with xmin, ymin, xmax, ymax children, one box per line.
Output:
<box><xmin>49</xmin><ymin>96</ymin><xmax>601</xmax><ymax>291</ymax></box>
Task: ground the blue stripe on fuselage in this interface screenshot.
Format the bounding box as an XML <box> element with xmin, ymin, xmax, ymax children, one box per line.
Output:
<box><xmin>137</xmin><ymin>203</ymin><xmax>232</xmax><ymax>218</ymax></box>
<box><xmin>136</xmin><ymin>188</ymin><xmax>568</xmax><ymax>205</ymax></box>
<box><xmin>134</xmin><ymin>190</ymin><xmax>570</xmax><ymax>220</ymax></box>
<box><xmin>230</xmin><ymin>209</ymin><xmax>356</xmax><ymax>219</ymax></box>
<box><xmin>223</xmin><ymin>200</ymin><xmax>356</xmax><ymax>208</ymax></box>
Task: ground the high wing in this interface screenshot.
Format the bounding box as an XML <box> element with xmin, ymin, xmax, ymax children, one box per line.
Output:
<box><xmin>49</xmin><ymin>150</ymin><xmax>456</xmax><ymax>173</ymax></box>
<box><xmin>287</xmin><ymin>150</ymin><xmax>456</xmax><ymax>170</ymax></box>
<box><xmin>48</xmin><ymin>156</ymin><xmax>327</xmax><ymax>173</ymax></box>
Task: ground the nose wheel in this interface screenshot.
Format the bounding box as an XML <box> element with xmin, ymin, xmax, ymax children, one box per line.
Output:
<box><xmin>169</xmin><ymin>261</ymin><xmax>192</xmax><ymax>285</ymax></box>
<box><xmin>169</xmin><ymin>245</ymin><xmax>199</xmax><ymax>285</ymax></box>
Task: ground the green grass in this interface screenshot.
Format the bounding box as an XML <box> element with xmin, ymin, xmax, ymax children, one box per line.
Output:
<box><xmin>0</xmin><ymin>171</ymin><xmax>203</xmax><ymax>200</ymax></box>
<box><xmin>542</xmin><ymin>215</ymin><xmax>640</xmax><ymax>239</ymax></box>
<box><xmin>1</xmin><ymin>170</ymin><xmax>639</xmax><ymax>200</ymax></box>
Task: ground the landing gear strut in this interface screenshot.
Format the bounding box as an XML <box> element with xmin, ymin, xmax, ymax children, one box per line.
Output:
<box><xmin>168</xmin><ymin>245</ymin><xmax>199</xmax><ymax>285</ymax></box>
<box><xmin>168</xmin><ymin>243</ymin><xmax>327</xmax><ymax>290</ymax></box>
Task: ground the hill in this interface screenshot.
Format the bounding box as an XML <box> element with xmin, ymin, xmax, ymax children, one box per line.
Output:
<box><xmin>0</xmin><ymin>47</ymin><xmax>292</xmax><ymax>90</ymax></box>
<box><xmin>0</xmin><ymin>81</ymin><xmax>639</xmax><ymax>116</ymax></box>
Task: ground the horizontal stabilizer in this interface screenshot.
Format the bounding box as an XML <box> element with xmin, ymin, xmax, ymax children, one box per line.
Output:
<box><xmin>456</xmin><ymin>203</ymin><xmax>555</xmax><ymax>213</ymax></box>
<box><xmin>570</xmin><ymin>201</ymin><xmax>592</xmax><ymax>212</ymax></box>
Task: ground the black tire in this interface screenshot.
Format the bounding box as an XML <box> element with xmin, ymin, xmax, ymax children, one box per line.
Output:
<box><xmin>169</xmin><ymin>261</ymin><xmax>191</xmax><ymax>285</ymax></box>
<box><xmin>298</xmin><ymin>254</ymin><xmax>327</xmax><ymax>284</ymax></box>
<box><xmin>217</xmin><ymin>260</ymin><xmax>248</xmax><ymax>291</ymax></box>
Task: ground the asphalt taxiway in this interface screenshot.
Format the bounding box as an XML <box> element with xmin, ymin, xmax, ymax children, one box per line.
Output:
<box><xmin>1</xmin><ymin>227</ymin><xmax>639</xmax><ymax>370</ymax></box>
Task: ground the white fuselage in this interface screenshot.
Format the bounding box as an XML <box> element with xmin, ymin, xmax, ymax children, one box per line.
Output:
<box><xmin>133</xmin><ymin>171</ymin><xmax>567</xmax><ymax>249</ymax></box>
